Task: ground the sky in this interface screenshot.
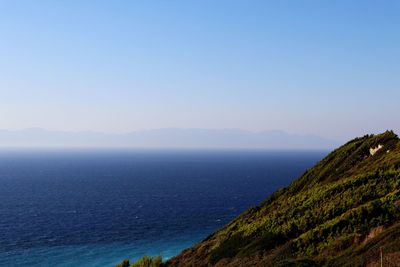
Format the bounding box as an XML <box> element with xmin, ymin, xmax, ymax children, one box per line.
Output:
<box><xmin>0</xmin><ymin>1</ymin><xmax>399</xmax><ymax>141</ymax></box>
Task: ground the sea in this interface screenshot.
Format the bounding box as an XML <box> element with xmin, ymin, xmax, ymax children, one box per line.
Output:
<box><xmin>0</xmin><ymin>149</ymin><xmax>327</xmax><ymax>266</ymax></box>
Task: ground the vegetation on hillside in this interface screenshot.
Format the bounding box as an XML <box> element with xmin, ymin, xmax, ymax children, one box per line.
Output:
<box><xmin>114</xmin><ymin>255</ymin><xmax>163</xmax><ymax>267</ymax></box>
<box><xmin>117</xmin><ymin>131</ymin><xmax>400</xmax><ymax>266</ymax></box>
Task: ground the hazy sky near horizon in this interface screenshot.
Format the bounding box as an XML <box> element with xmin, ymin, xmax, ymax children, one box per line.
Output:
<box><xmin>1</xmin><ymin>1</ymin><xmax>399</xmax><ymax>141</ymax></box>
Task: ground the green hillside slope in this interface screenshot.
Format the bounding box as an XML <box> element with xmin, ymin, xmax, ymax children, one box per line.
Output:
<box><xmin>121</xmin><ymin>131</ymin><xmax>400</xmax><ymax>267</ymax></box>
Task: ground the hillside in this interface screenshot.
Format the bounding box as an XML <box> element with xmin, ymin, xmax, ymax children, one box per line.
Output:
<box><xmin>121</xmin><ymin>131</ymin><xmax>400</xmax><ymax>266</ymax></box>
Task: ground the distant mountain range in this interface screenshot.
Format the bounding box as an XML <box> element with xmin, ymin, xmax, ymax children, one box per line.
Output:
<box><xmin>0</xmin><ymin>128</ymin><xmax>339</xmax><ymax>149</ymax></box>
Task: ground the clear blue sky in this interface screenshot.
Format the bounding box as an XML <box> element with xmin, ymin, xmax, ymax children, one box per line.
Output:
<box><xmin>1</xmin><ymin>1</ymin><xmax>399</xmax><ymax>140</ymax></box>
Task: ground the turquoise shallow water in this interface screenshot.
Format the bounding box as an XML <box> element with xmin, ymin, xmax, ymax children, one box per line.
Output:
<box><xmin>1</xmin><ymin>232</ymin><xmax>207</xmax><ymax>266</ymax></box>
<box><xmin>0</xmin><ymin>149</ymin><xmax>326</xmax><ymax>266</ymax></box>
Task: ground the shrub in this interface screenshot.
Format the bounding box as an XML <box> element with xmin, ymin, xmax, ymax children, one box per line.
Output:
<box><xmin>131</xmin><ymin>255</ymin><xmax>163</xmax><ymax>267</ymax></box>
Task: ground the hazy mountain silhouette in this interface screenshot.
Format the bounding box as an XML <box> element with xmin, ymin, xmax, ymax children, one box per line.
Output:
<box><xmin>0</xmin><ymin>128</ymin><xmax>338</xmax><ymax>149</ymax></box>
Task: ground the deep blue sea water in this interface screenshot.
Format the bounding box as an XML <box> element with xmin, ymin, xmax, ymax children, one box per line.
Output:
<box><xmin>0</xmin><ymin>149</ymin><xmax>327</xmax><ymax>266</ymax></box>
